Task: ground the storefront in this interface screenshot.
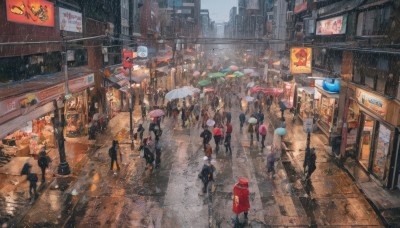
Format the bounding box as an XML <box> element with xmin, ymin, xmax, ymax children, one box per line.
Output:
<box><xmin>106</xmin><ymin>87</ymin><xmax>123</xmax><ymax>118</ymax></box>
<box><xmin>297</xmin><ymin>87</ymin><xmax>315</xmax><ymax>121</ymax></box>
<box><xmin>64</xmin><ymin>73</ymin><xmax>95</xmax><ymax>138</ymax></box>
<box><xmin>315</xmin><ymin>83</ymin><xmax>339</xmax><ymax>139</ymax></box>
<box><xmin>281</xmin><ymin>81</ymin><xmax>296</xmax><ymax>109</ymax></box>
<box><xmin>352</xmin><ymin>88</ymin><xmax>400</xmax><ymax>188</ymax></box>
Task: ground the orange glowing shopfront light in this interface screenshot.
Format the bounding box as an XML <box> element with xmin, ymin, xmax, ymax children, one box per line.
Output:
<box><xmin>6</xmin><ymin>0</ymin><xmax>55</xmax><ymax>27</ymax></box>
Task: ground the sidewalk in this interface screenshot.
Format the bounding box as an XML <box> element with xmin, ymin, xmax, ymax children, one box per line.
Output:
<box><xmin>268</xmin><ymin>105</ymin><xmax>400</xmax><ymax>226</ymax></box>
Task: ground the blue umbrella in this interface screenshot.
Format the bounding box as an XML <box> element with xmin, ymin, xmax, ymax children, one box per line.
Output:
<box><xmin>220</xmin><ymin>68</ymin><xmax>231</xmax><ymax>73</ymax></box>
<box><xmin>275</xmin><ymin>127</ymin><xmax>287</xmax><ymax>136</ymax></box>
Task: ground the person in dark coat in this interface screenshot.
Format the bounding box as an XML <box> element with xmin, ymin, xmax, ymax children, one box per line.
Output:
<box><xmin>109</xmin><ymin>140</ymin><xmax>121</xmax><ymax>171</ymax></box>
<box><xmin>199</xmin><ymin>156</ymin><xmax>215</xmax><ymax>194</ymax></box>
<box><xmin>27</xmin><ymin>172</ymin><xmax>38</xmax><ymax>201</ymax></box>
<box><xmin>200</xmin><ymin>127</ymin><xmax>212</xmax><ymax>150</ymax></box>
<box><xmin>141</xmin><ymin>104</ymin><xmax>147</xmax><ymax>120</ymax></box>
<box><xmin>143</xmin><ymin>142</ymin><xmax>154</xmax><ymax>169</ymax></box>
<box><xmin>225</xmin><ymin>122</ymin><xmax>233</xmax><ymax>154</ymax></box>
<box><xmin>37</xmin><ymin>151</ymin><xmax>49</xmax><ymax>182</ymax></box>
<box><xmin>226</xmin><ymin>111</ymin><xmax>232</xmax><ymax>123</ymax></box>
<box><xmin>155</xmin><ymin>144</ymin><xmax>161</xmax><ymax>169</ymax></box>
<box><xmin>304</xmin><ymin>148</ymin><xmax>316</xmax><ymax>180</ymax></box>
<box><xmin>137</xmin><ymin>124</ymin><xmax>145</xmax><ymax>141</ymax></box>
<box><xmin>239</xmin><ymin>113</ymin><xmax>246</xmax><ymax>130</ymax></box>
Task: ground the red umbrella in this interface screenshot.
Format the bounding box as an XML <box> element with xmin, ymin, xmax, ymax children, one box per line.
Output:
<box><xmin>249</xmin><ymin>87</ymin><xmax>265</xmax><ymax>93</ymax></box>
<box><xmin>148</xmin><ymin>109</ymin><xmax>165</xmax><ymax>118</ymax></box>
<box><xmin>262</xmin><ymin>88</ymin><xmax>283</xmax><ymax>96</ymax></box>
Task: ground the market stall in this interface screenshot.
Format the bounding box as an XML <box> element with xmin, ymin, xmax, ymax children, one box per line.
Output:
<box><xmin>297</xmin><ymin>87</ymin><xmax>315</xmax><ymax>121</ymax></box>
<box><xmin>65</xmin><ymin>91</ymin><xmax>88</xmax><ymax>138</ymax></box>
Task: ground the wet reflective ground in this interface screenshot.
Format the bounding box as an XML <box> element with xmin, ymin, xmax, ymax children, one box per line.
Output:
<box><xmin>1</xmin><ymin>103</ymin><xmax>384</xmax><ymax>227</ymax></box>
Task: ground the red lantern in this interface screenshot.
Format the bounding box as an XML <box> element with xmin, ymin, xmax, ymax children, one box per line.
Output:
<box><xmin>122</xmin><ymin>49</ymin><xmax>137</xmax><ymax>68</ymax></box>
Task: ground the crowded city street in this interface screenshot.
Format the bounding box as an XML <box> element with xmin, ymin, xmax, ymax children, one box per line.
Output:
<box><xmin>1</xmin><ymin>0</ymin><xmax>400</xmax><ymax>227</ymax></box>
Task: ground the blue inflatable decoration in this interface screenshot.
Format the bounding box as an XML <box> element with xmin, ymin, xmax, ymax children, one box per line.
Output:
<box><xmin>322</xmin><ymin>79</ymin><xmax>340</xmax><ymax>93</ymax></box>
<box><xmin>275</xmin><ymin>127</ymin><xmax>287</xmax><ymax>136</ymax></box>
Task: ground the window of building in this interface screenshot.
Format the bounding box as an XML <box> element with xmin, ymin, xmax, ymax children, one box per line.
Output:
<box><xmin>356</xmin><ymin>5</ymin><xmax>392</xmax><ymax>36</ymax></box>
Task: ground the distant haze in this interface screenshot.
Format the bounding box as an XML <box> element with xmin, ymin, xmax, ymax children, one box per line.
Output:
<box><xmin>201</xmin><ymin>0</ymin><xmax>237</xmax><ymax>23</ymax></box>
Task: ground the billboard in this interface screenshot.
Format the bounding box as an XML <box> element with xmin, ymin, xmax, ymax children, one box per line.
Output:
<box><xmin>290</xmin><ymin>47</ymin><xmax>312</xmax><ymax>74</ymax></box>
<box><xmin>59</xmin><ymin>7</ymin><xmax>82</xmax><ymax>33</ymax></box>
<box><xmin>294</xmin><ymin>0</ymin><xmax>307</xmax><ymax>14</ymax></box>
<box><xmin>6</xmin><ymin>0</ymin><xmax>54</xmax><ymax>27</ymax></box>
<box><xmin>316</xmin><ymin>15</ymin><xmax>347</xmax><ymax>35</ymax></box>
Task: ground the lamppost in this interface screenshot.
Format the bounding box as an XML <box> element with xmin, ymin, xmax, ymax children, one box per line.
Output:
<box><xmin>55</xmin><ymin>37</ymin><xmax>71</xmax><ymax>175</ymax></box>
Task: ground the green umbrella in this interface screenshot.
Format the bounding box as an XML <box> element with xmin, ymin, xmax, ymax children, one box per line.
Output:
<box><xmin>208</xmin><ymin>72</ymin><xmax>226</xmax><ymax>79</ymax></box>
<box><xmin>233</xmin><ymin>71</ymin><xmax>244</xmax><ymax>77</ymax></box>
<box><xmin>198</xmin><ymin>79</ymin><xmax>211</xmax><ymax>87</ymax></box>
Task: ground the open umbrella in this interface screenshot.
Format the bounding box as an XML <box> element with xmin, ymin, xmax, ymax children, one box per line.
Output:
<box><xmin>193</xmin><ymin>71</ymin><xmax>201</xmax><ymax>77</ymax></box>
<box><xmin>203</xmin><ymin>87</ymin><xmax>215</xmax><ymax>93</ymax></box>
<box><xmin>250</xmin><ymin>71</ymin><xmax>260</xmax><ymax>77</ymax></box>
<box><xmin>275</xmin><ymin>127</ymin><xmax>287</xmax><ymax>136</ymax></box>
<box><xmin>233</xmin><ymin>71</ymin><xmax>244</xmax><ymax>77</ymax></box>
<box><xmin>165</xmin><ymin>87</ymin><xmax>195</xmax><ymax>100</ymax></box>
<box><xmin>208</xmin><ymin>72</ymin><xmax>226</xmax><ymax>79</ymax></box>
<box><xmin>230</xmin><ymin>65</ymin><xmax>239</xmax><ymax>71</ymax></box>
<box><xmin>221</xmin><ymin>68</ymin><xmax>231</xmax><ymax>73</ymax></box>
<box><xmin>225</xmin><ymin>74</ymin><xmax>236</xmax><ymax>79</ymax></box>
<box><xmin>248</xmin><ymin>117</ymin><xmax>257</xmax><ymax>124</ymax></box>
<box><xmin>249</xmin><ymin>87</ymin><xmax>265</xmax><ymax>93</ymax></box>
<box><xmin>148</xmin><ymin>109</ymin><xmax>165</xmax><ymax>118</ymax></box>
<box><xmin>206</xmin><ymin>119</ymin><xmax>215</xmax><ymax>127</ymax></box>
<box><xmin>198</xmin><ymin>79</ymin><xmax>211</xmax><ymax>87</ymax></box>
<box><xmin>243</xmin><ymin>68</ymin><xmax>254</xmax><ymax>75</ymax></box>
<box><xmin>246</xmin><ymin>81</ymin><xmax>255</xmax><ymax>88</ymax></box>
<box><xmin>245</xmin><ymin>96</ymin><xmax>255</xmax><ymax>102</ymax></box>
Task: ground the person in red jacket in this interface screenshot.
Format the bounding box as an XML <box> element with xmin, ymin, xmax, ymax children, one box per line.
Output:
<box><xmin>213</xmin><ymin>125</ymin><xmax>222</xmax><ymax>153</ymax></box>
<box><xmin>232</xmin><ymin>177</ymin><xmax>250</xmax><ymax>224</ymax></box>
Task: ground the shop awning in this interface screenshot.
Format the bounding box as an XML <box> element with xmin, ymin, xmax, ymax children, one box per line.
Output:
<box><xmin>298</xmin><ymin>87</ymin><xmax>315</xmax><ymax>95</ymax></box>
<box><xmin>0</xmin><ymin>102</ymin><xmax>55</xmax><ymax>139</ymax></box>
<box><xmin>105</xmin><ymin>73</ymin><xmax>130</xmax><ymax>89</ymax></box>
<box><xmin>358</xmin><ymin>0</ymin><xmax>391</xmax><ymax>10</ymax></box>
<box><xmin>317</xmin><ymin>0</ymin><xmax>364</xmax><ymax>19</ymax></box>
<box><xmin>315</xmin><ymin>84</ymin><xmax>339</xmax><ymax>98</ymax></box>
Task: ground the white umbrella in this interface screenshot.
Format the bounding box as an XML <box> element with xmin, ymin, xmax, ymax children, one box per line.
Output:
<box><xmin>206</xmin><ymin>119</ymin><xmax>215</xmax><ymax>127</ymax></box>
<box><xmin>182</xmin><ymin>86</ymin><xmax>200</xmax><ymax>93</ymax></box>
<box><xmin>243</xmin><ymin>68</ymin><xmax>254</xmax><ymax>74</ymax></box>
<box><xmin>246</xmin><ymin>81</ymin><xmax>255</xmax><ymax>88</ymax></box>
<box><xmin>165</xmin><ymin>87</ymin><xmax>195</xmax><ymax>100</ymax></box>
<box><xmin>245</xmin><ymin>96</ymin><xmax>255</xmax><ymax>102</ymax></box>
<box><xmin>250</xmin><ymin>72</ymin><xmax>260</xmax><ymax>77</ymax></box>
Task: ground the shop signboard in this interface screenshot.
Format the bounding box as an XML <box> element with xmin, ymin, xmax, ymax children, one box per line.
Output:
<box><xmin>137</xmin><ymin>46</ymin><xmax>148</xmax><ymax>58</ymax></box>
<box><xmin>59</xmin><ymin>7</ymin><xmax>82</xmax><ymax>33</ymax></box>
<box><xmin>37</xmin><ymin>84</ymin><xmax>65</xmax><ymax>104</ymax></box>
<box><xmin>68</xmin><ymin>73</ymin><xmax>95</xmax><ymax>93</ymax></box>
<box><xmin>316</xmin><ymin>15</ymin><xmax>347</xmax><ymax>35</ymax></box>
<box><xmin>303</xmin><ymin>117</ymin><xmax>313</xmax><ymax>133</ymax></box>
<box><xmin>356</xmin><ymin>89</ymin><xmax>388</xmax><ymax>117</ymax></box>
<box><xmin>294</xmin><ymin>0</ymin><xmax>307</xmax><ymax>14</ymax></box>
<box><xmin>6</xmin><ymin>0</ymin><xmax>55</xmax><ymax>27</ymax></box>
<box><xmin>290</xmin><ymin>47</ymin><xmax>312</xmax><ymax>74</ymax></box>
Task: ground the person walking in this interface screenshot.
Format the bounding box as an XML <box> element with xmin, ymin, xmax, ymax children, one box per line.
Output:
<box><xmin>226</xmin><ymin>111</ymin><xmax>232</xmax><ymax>123</ymax></box>
<box><xmin>267</xmin><ymin>147</ymin><xmax>276</xmax><ymax>178</ymax></box>
<box><xmin>137</xmin><ymin>124</ymin><xmax>145</xmax><ymax>142</ymax></box>
<box><xmin>200</xmin><ymin>127</ymin><xmax>212</xmax><ymax>150</ymax></box>
<box><xmin>304</xmin><ymin>148</ymin><xmax>317</xmax><ymax>181</ymax></box>
<box><xmin>109</xmin><ymin>140</ymin><xmax>121</xmax><ymax>171</ymax></box>
<box><xmin>27</xmin><ymin>171</ymin><xmax>38</xmax><ymax>202</ymax></box>
<box><xmin>181</xmin><ymin>104</ymin><xmax>187</xmax><ymax>128</ymax></box>
<box><xmin>213</xmin><ymin>125</ymin><xmax>222</xmax><ymax>153</ymax></box>
<box><xmin>239</xmin><ymin>112</ymin><xmax>246</xmax><ymax>131</ymax></box>
<box><xmin>37</xmin><ymin>150</ymin><xmax>49</xmax><ymax>182</ymax></box>
<box><xmin>232</xmin><ymin>178</ymin><xmax>250</xmax><ymax>224</ymax></box>
<box><xmin>204</xmin><ymin>143</ymin><xmax>213</xmax><ymax>160</ymax></box>
<box><xmin>247</xmin><ymin>124</ymin><xmax>254</xmax><ymax>143</ymax></box>
<box><xmin>143</xmin><ymin>141</ymin><xmax>155</xmax><ymax>170</ymax></box>
<box><xmin>199</xmin><ymin>156</ymin><xmax>215</xmax><ymax>194</ymax></box>
<box><xmin>224</xmin><ymin>121</ymin><xmax>233</xmax><ymax>154</ymax></box>
<box><xmin>155</xmin><ymin>143</ymin><xmax>161</xmax><ymax>169</ymax></box>
<box><xmin>258</xmin><ymin>124</ymin><xmax>268</xmax><ymax>149</ymax></box>
<box><xmin>141</xmin><ymin>104</ymin><xmax>147</xmax><ymax>120</ymax></box>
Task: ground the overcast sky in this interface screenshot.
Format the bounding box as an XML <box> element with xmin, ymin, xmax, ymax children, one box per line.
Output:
<box><xmin>201</xmin><ymin>0</ymin><xmax>237</xmax><ymax>23</ymax></box>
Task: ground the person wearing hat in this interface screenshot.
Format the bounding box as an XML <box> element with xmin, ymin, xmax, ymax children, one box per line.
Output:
<box><xmin>232</xmin><ymin>177</ymin><xmax>250</xmax><ymax>224</ymax></box>
<box><xmin>198</xmin><ymin>156</ymin><xmax>214</xmax><ymax>194</ymax></box>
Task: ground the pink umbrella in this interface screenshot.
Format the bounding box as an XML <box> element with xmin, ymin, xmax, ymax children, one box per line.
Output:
<box><xmin>148</xmin><ymin>109</ymin><xmax>165</xmax><ymax>118</ymax></box>
<box><xmin>229</xmin><ymin>65</ymin><xmax>239</xmax><ymax>71</ymax></box>
<box><xmin>193</xmin><ymin>71</ymin><xmax>201</xmax><ymax>77</ymax></box>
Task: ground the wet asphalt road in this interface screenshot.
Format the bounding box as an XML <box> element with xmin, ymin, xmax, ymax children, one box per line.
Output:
<box><xmin>5</xmin><ymin>100</ymin><xmax>384</xmax><ymax>227</ymax></box>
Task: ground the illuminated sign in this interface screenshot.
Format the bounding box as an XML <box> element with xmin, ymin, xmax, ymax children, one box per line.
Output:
<box><xmin>356</xmin><ymin>89</ymin><xmax>387</xmax><ymax>117</ymax></box>
<box><xmin>316</xmin><ymin>15</ymin><xmax>347</xmax><ymax>35</ymax></box>
<box><xmin>6</xmin><ymin>0</ymin><xmax>55</xmax><ymax>27</ymax></box>
<box><xmin>290</xmin><ymin>47</ymin><xmax>312</xmax><ymax>74</ymax></box>
<box><xmin>294</xmin><ymin>0</ymin><xmax>307</xmax><ymax>14</ymax></box>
